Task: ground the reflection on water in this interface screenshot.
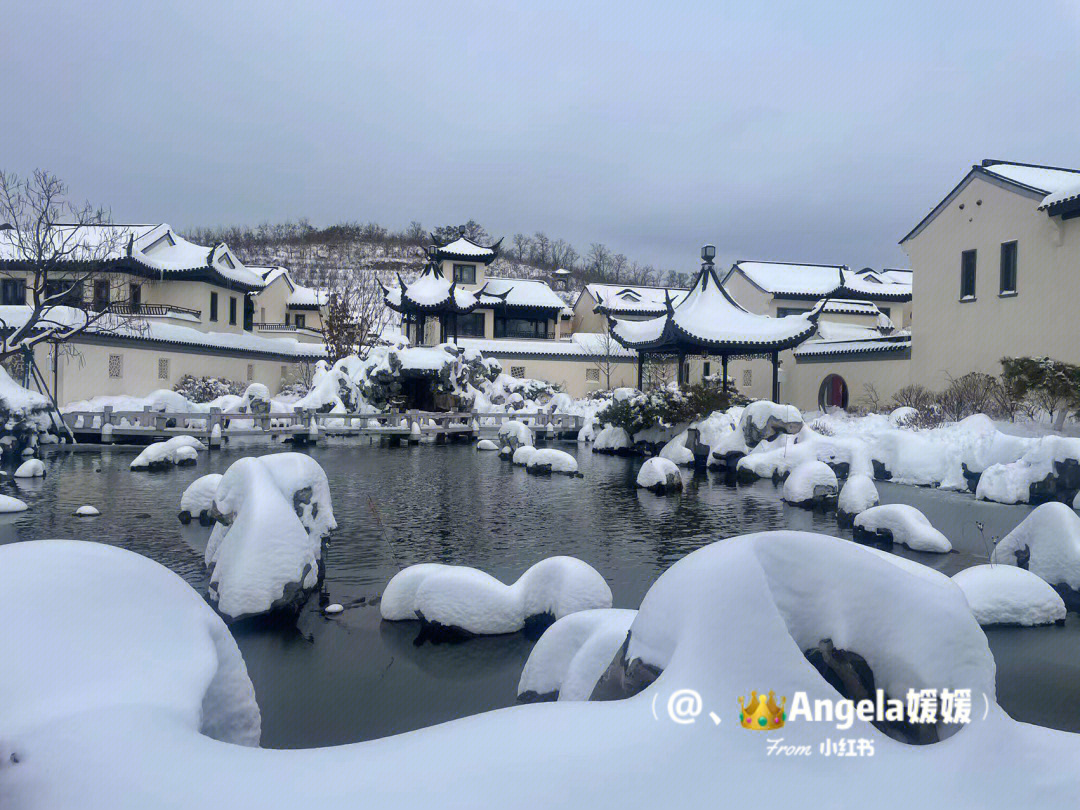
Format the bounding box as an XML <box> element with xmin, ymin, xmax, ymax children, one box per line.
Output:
<box><xmin>4</xmin><ymin>441</ymin><xmax>1078</xmax><ymax>747</ymax></box>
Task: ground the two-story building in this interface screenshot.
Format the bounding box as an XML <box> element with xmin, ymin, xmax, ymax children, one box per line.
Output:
<box><xmin>900</xmin><ymin>159</ymin><xmax>1080</xmax><ymax>389</ymax></box>
<box><xmin>0</xmin><ymin>224</ymin><xmax>327</xmax><ymax>405</ymax></box>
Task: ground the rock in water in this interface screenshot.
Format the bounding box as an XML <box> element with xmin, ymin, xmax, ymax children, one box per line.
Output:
<box><xmin>636</xmin><ymin>457</ymin><xmax>682</xmax><ymax>494</ymax></box>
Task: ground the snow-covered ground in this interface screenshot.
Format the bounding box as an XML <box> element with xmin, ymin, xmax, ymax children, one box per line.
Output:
<box><xmin>6</xmin><ymin>532</ymin><xmax>1080</xmax><ymax>809</ymax></box>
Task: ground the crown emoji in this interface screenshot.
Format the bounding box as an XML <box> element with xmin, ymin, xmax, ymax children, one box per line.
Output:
<box><xmin>738</xmin><ymin>690</ymin><xmax>786</xmax><ymax>730</ymax></box>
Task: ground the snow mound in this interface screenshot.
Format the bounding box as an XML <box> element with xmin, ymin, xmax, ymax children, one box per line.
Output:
<box><xmin>206</xmin><ymin>453</ymin><xmax>336</xmax><ymax>621</ymax></box>
<box><xmin>782</xmin><ymin>460</ymin><xmax>838</xmax><ymax>508</ymax></box>
<box><xmin>636</xmin><ymin>456</ymin><xmax>682</xmax><ymax>493</ymax></box>
<box><xmin>953</xmin><ymin>564</ymin><xmax>1066</xmax><ymax>626</ymax></box>
<box><xmin>498</xmin><ymin>420</ymin><xmax>533</xmax><ymax>452</ymax></box>
<box><xmin>991</xmin><ymin>502</ymin><xmax>1080</xmax><ymax>599</ymax></box>
<box><xmin>14</xmin><ymin>458</ymin><xmax>45</xmax><ymax>478</ymax></box>
<box><xmin>0</xmin><ymin>540</ymin><xmax>259</xmax><ymax>745</ymax></box>
<box><xmin>593</xmin><ymin>425</ymin><xmax>632</xmax><ymax>453</ymax></box>
<box><xmin>853</xmin><ymin>504</ymin><xmax>952</xmax><ymax>553</ymax></box>
<box><xmin>889</xmin><ymin>406</ymin><xmax>917</xmax><ymax>426</ymax></box>
<box><xmin>130</xmin><ymin>436</ymin><xmax>204</xmax><ymax>471</ymax></box>
<box><xmin>179</xmin><ymin>473</ymin><xmax>224</xmax><ymax>524</ymax></box>
<box><xmin>381</xmin><ymin>556</ymin><xmax>612</xmax><ymax>635</ymax></box>
<box><xmin>659</xmin><ymin>432</ymin><xmax>694</xmax><ymax>465</ymax></box>
<box><xmin>518</xmin><ymin>608</ymin><xmax>637</xmax><ymax>701</ymax></box>
<box><xmin>839</xmin><ymin>473</ymin><xmax>880</xmax><ymax>519</ymax></box>
<box><xmin>476</xmin><ymin>439</ymin><xmax>499</xmax><ymax>451</ymax></box>
<box><xmin>740</xmin><ymin>400</ymin><xmax>803</xmax><ymax>446</ymax></box>
<box><xmin>74</xmin><ymin>505</ymin><xmax>100</xmax><ymax>517</ymax></box>
<box><xmin>512</xmin><ymin>445</ymin><xmax>537</xmax><ymax>466</ymax></box>
<box><xmin>0</xmin><ymin>493</ymin><xmax>28</xmax><ymax>513</ymax></box>
<box><xmin>526</xmin><ymin>448</ymin><xmax>580</xmax><ymax>476</ymax></box>
<box><xmin>576</xmin><ymin>417</ymin><xmax>598</xmax><ymax>443</ymax></box>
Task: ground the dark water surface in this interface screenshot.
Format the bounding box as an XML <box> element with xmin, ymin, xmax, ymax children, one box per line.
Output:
<box><xmin>4</xmin><ymin>441</ymin><xmax>1078</xmax><ymax>747</ymax></box>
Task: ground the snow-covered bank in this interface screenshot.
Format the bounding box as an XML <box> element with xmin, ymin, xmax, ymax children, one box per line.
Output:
<box><xmin>7</xmin><ymin>532</ymin><xmax>1080</xmax><ymax>810</ymax></box>
<box><xmin>380</xmin><ymin>556</ymin><xmax>611</xmax><ymax>635</ymax></box>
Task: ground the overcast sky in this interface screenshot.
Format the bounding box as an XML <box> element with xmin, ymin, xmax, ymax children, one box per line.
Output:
<box><xmin>3</xmin><ymin>1</ymin><xmax>1079</xmax><ymax>271</ymax></box>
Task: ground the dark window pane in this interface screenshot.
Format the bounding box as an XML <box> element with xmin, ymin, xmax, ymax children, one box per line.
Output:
<box><xmin>961</xmin><ymin>250</ymin><xmax>977</xmax><ymax>298</ymax></box>
<box><xmin>229</xmin><ymin>296</ymin><xmax>237</xmax><ymax>325</ymax></box>
<box><xmin>453</xmin><ymin>264</ymin><xmax>476</xmax><ymax>284</ymax></box>
<box><xmin>1000</xmin><ymin>241</ymin><xmax>1017</xmax><ymax>293</ymax></box>
<box><xmin>210</xmin><ymin>292</ymin><xmax>218</xmax><ymax>321</ymax></box>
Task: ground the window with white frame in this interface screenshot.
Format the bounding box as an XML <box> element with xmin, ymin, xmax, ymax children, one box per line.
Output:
<box><xmin>510</xmin><ymin>366</ymin><xmax>526</xmax><ymax>378</ymax></box>
<box><xmin>158</xmin><ymin>358</ymin><xmax>170</xmax><ymax>380</ymax></box>
<box><xmin>108</xmin><ymin>354</ymin><xmax>123</xmax><ymax>379</ymax></box>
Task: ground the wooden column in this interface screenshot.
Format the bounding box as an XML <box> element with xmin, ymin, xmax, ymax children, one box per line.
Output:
<box><xmin>637</xmin><ymin>352</ymin><xmax>644</xmax><ymax>391</ymax></box>
<box><xmin>771</xmin><ymin>351</ymin><xmax>780</xmax><ymax>402</ymax></box>
<box><xmin>722</xmin><ymin>355</ymin><xmax>728</xmax><ymax>392</ymax></box>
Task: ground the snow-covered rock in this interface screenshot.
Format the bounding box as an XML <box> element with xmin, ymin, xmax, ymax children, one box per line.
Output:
<box><xmin>518</xmin><ymin>608</ymin><xmax>637</xmax><ymax>702</ymax></box>
<box><xmin>381</xmin><ymin>556</ymin><xmax>612</xmax><ymax>635</ymax></box>
<box><xmin>0</xmin><ymin>366</ymin><xmax>56</xmax><ymax>461</ymax></box>
<box><xmin>888</xmin><ymin>406</ymin><xmax>917</xmax><ymax>427</ymax></box>
<box><xmin>9</xmin><ymin>532</ymin><xmax>1080</xmax><ymax>810</ymax></box>
<box><xmin>0</xmin><ymin>540</ymin><xmax>260</xmax><ymax>747</ymax></box>
<box><xmin>636</xmin><ymin>457</ymin><xmax>682</xmax><ymax>494</ymax></box>
<box><xmin>782</xmin><ymin>460</ymin><xmax>838</xmax><ymax>509</ymax></box>
<box><xmin>129</xmin><ymin>436</ymin><xmax>204</xmax><ymax>471</ymax></box>
<box><xmin>593</xmin><ymin>425</ymin><xmax>632</xmax><ymax>454</ymax></box>
<box><xmin>853</xmin><ymin>504</ymin><xmax>952</xmax><ymax>553</ymax></box>
<box><xmin>739</xmin><ymin>400</ymin><xmax>803</xmax><ymax>446</ymax></box>
<box><xmin>476</xmin><ymin>438</ymin><xmax>499</xmax><ymax>451</ymax></box>
<box><xmin>179</xmin><ymin>473</ymin><xmax>223</xmax><ymax>525</ymax></box>
<box><xmin>14</xmin><ymin>458</ymin><xmax>45</xmax><ymax>478</ymax></box>
<box><xmin>526</xmin><ymin>448</ymin><xmax>581</xmax><ymax>476</ymax></box>
<box><xmin>73</xmin><ymin>505</ymin><xmax>100</xmax><ymax>517</ymax></box>
<box><xmin>498</xmin><ymin>420</ymin><xmax>533</xmax><ymax>452</ymax></box>
<box><xmin>206</xmin><ymin>453</ymin><xmax>336</xmax><ymax>621</ymax></box>
<box><xmin>838</xmin><ymin>473</ymin><xmax>880</xmax><ymax>522</ymax></box>
<box><xmin>0</xmin><ymin>493</ymin><xmax>28</xmax><ymax>513</ymax></box>
<box><xmin>991</xmin><ymin>502</ymin><xmax>1080</xmax><ymax>609</ymax></box>
<box><xmin>324</xmin><ymin>603</ymin><xmax>344</xmax><ymax>615</ymax></box>
<box><xmin>658</xmin><ymin>432</ymin><xmax>694</xmax><ymax>465</ymax></box>
<box><xmin>953</xmin><ymin>565</ymin><xmax>1066</xmax><ymax>626</ymax></box>
<box><xmin>512</xmin><ymin>445</ymin><xmax>537</xmax><ymax>466</ymax></box>
<box><xmin>576</xmin><ymin>417</ymin><xmax>598</xmax><ymax>443</ymax></box>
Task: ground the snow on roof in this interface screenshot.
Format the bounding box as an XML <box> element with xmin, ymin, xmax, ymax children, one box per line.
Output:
<box><xmin>456</xmin><ymin>332</ymin><xmax>636</xmax><ymax>358</ymax></box>
<box><xmin>820</xmin><ymin>299</ymin><xmax>881</xmax><ymax>316</ymax></box>
<box><xmin>1040</xmin><ymin>178</ymin><xmax>1080</xmax><ymax>209</ymax></box>
<box><xmin>980</xmin><ymin>160</ymin><xmax>1080</xmax><ymax>196</ymax></box>
<box><xmin>0</xmin><ymin>223</ymin><xmax>265</xmax><ymax>290</ymax></box>
<box><xmin>287</xmin><ymin>284</ymin><xmax>327</xmax><ymax>308</ymax></box>
<box><xmin>733</xmin><ymin>261</ymin><xmax>844</xmax><ymax>297</ymax></box>
<box><xmin>0</xmin><ymin>304</ymin><xmax>325</xmax><ymax>359</ymax></box>
<box><xmin>481</xmin><ymin>278</ymin><xmax>566</xmax><ymax>310</ymax></box>
<box><xmin>839</xmin><ymin>269</ymin><xmax>911</xmax><ymax>300</ymax></box>
<box><xmin>794</xmin><ymin>332</ymin><xmax>911</xmax><ymax>359</ymax></box>
<box><xmin>434</xmin><ymin>235</ymin><xmax>502</xmax><ymax>264</ymax></box>
<box><xmin>384</xmin><ymin>265</ymin><xmax>488</xmax><ymax>313</ymax></box>
<box><xmin>611</xmin><ymin>265</ymin><xmax>820</xmax><ymax>352</ymax></box>
<box><xmin>585</xmin><ymin>283</ymin><xmax>690</xmax><ymax>314</ymax></box>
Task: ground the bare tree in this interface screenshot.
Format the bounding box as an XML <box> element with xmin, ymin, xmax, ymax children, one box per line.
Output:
<box><xmin>512</xmin><ymin>233</ymin><xmax>530</xmax><ymax>262</ymax></box>
<box><xmin>590</xmin><ymin>329</ymin><xmax>622</xmax><ymax>390</ymax></box>
<box><xmin>318</xmin><ymin>266</ymin><xmax>387</xmax><ymax>364</ymax></box>
<box><xmin>587</xmin><ymin>243</ymin><xmax>611</xmax><ymax>279</ymax></box>
<box><xmin>610</xmin><ymin>253</ymin><xmax>628</xmax><ymax>283</ymax></box>
<box><xmin>0</xmin><ymin>170</ymin><xmax>141</xmax><ymax>367</ymax></box>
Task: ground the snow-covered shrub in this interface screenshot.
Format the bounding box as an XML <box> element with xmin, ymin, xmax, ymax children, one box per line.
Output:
<box><xmin>0</xmin><ymin>365</ymin><xmax>56</xmax><ymax>461</ymax></box>
<box><xmin>173</xmin><ymin>374</ymin><xmax>245</xmax><ymax>403</ymax></box>
<box><xmin>130</xmin><ymin>436</ymin><xmax>205</xmax><ymax>471</ymax></box>
<box><xmin>380</xmin><ymin>556</ymin><xmax>612</xmax><ymax>636</ymax></box>
<box><xmin>952</xmin><ymin>565</ymin><xmax>1066</xmax><ymax>626</ymax></box>
<box><xmin>518</xmin><ymin>608</ymin><xmax>637</xmax><ymax>702</ymax></box>
<box><xmin>526</xmin><ymin>448</ymin><xmax>581</xmax><ymax>476</ymax></box>
<box><xmin>206</xmin><ymin>453</ymin><xmax>337</xmax><ymax>622</ymax></box>
<box><xmin>595</xmin><ymin>381</ymin><xmax>743</xmax><ymax>439</ymax></box>
<box><xmin>853</xmin><ymin>504</ymin><xmax>951</xmax><ymax>553</ymax></box>
<box><xmin>636</xmin><ymin>457</ymin><xmax>682</xmax><ymax>494</ymax></box>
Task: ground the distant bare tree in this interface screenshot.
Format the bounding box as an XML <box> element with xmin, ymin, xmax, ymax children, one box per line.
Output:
<box><xmin>512</xmin><ymin>233</ymin><xmax>530</xmax><ymax>262</ymax></box>
<box><xmin>587</xmin><ymin>243</ymin><xmax>611</xmax><ymax>279</ymax></box>
<box><xmin>0</xmin><ymin>169</ymin><xmax>141</xmax><ymax>367</ymax></box>
<box><xmin>590</xmin><ymin>329</ymin><xmax>622</xmax><ymax>389</ymax></box>
<box><xmin>318</xmin><ymin>266</ymin><xmax>387</xmax><ymax>363</ymax></box>
<box><xmin>610</xmin><ymin>253</ymin><xmax>628</xmax><ymax>283</ymax></box>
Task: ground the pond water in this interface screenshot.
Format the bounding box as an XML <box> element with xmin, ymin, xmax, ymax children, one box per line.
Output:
<box><xmin>5</xmin><ymin>440</ymin><xmax>1080</xmax><ymax>748</ymax></box>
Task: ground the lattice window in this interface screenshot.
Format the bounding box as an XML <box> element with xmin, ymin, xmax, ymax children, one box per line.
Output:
<box><xmin>247</xmin><ymin>363</ymin><xmax>255</xmax><ymax>381</ymax></box>
<box><xmin>108</xmin><ymin>354</ymin><xmax>123</xmax><ymax>379</ymax></box>
<box><xmin>743</xmin><ymin>369</ymin><xmax>752</xmax><ymax>387</ymax></box>
<box><xmin>585</xmin><ymin>368</ymin><xmax>600</xmax><ymax>382</ymax></box>
<box><xmin>510</xmin><ymin>366</ymin><xmax>525</xmax><ymax>379</ymax></box>
<box><xmin>157</xmin><ymin>358</ymin><xmax>170</xmax><ymax>380</ymax></box>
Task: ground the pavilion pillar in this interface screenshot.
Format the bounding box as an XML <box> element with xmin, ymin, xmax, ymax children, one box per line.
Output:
<box><xmin>771</xmin><ymin>351</ymin><xmax>780</xmax><ymax>402</ymax></box>
<box><xmin>677</xmin><ymin>351</ymin><xmax>685</xmax><ymax>389</ymax></box>
<box><xmin>722</xmin><ymin>355</ymin><xmax>728</xmax><ymax>392</ymax></box>
<box><xmin>637</xmin><ymin>352</ymin><xmax>644</xmax><ymax>391</ymax></box>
